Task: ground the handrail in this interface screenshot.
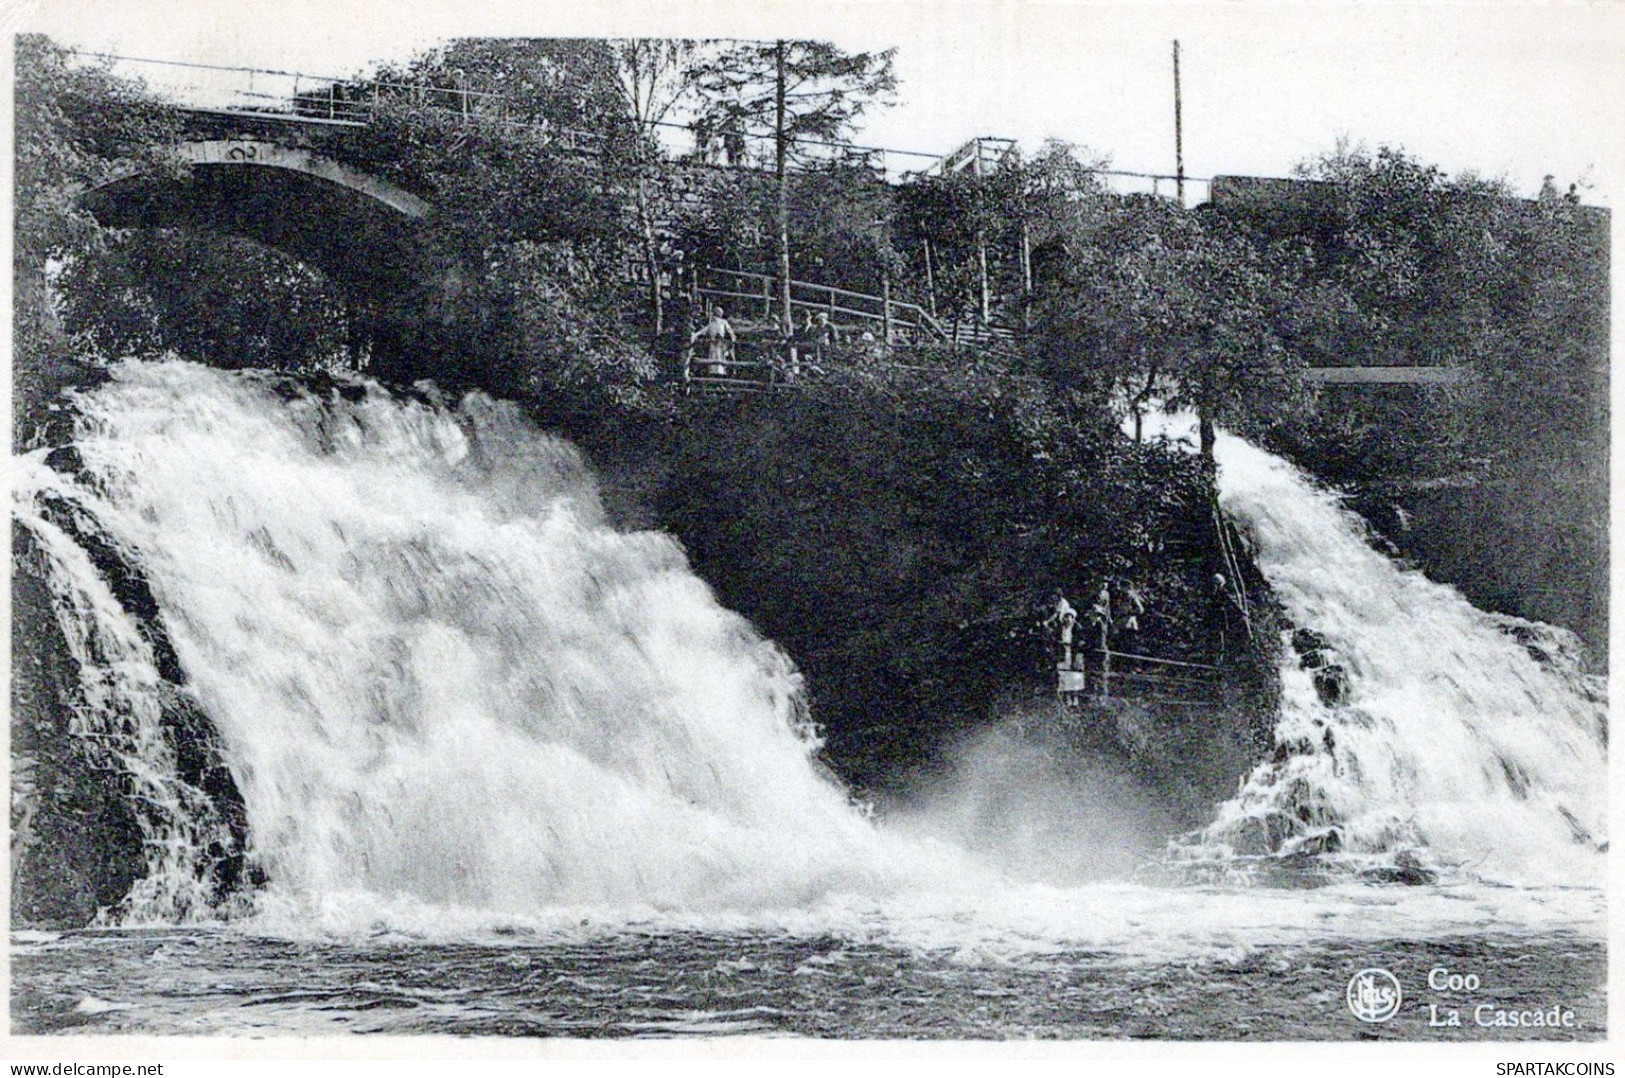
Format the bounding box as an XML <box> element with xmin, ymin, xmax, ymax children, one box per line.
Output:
<box><xmin>1100</xmin><ymin>648</ymin><xmax>1221</xmax><ymax>672</ymax></box>
<box><xmin>707</xmin><ymin>267</ymin><xmax>927</xmax><ymax>315</ymax></box>
<box><xmin>698</xmin><ymin>267</ymin><xmax>1026</xmax><ymax>348</ymax></box>
<box><xmin>71</xmin><ymin>48</ymin><xmax>604</xmax><ymax>152</ymax></box>
<box><xmin>1106</xmin><ymin>672</ymin><xmax>1220</xmax><ymax>693</ymax></box>
<box><xmin>71</xmin><ymin>50</ymin><xmax>509</xmax><ymax>105</ymax></box>
<box><xmin>696</xmin><ymin>290</ymin><xmax>932</xmax><ymax>336</ymax></box>
<box><xmin>1106</xmin><ymin>665</ymin><xmax>1220</xmax><ymax>683</ymax></box>
<box><xmin>1083</xmin><ymin>646</ymin><xmax>1224</xmax><ymax>707</ymax></box>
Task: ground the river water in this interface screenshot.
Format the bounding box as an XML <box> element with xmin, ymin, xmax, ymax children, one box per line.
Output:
<box><xmin>10</xmin><ymin>361</ymin><xmax>1607</xmax><ymax>1040</ymax></box>
<box><xmin>11</xmin><ymin>918</ymin><xmax>1607</xmax><ymax>1039</ymax></box>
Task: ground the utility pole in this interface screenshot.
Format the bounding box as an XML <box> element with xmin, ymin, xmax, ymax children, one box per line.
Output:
<box><xmin>1020</xmin><ymin>219</ymin><xmax>1033</xmax><ymax>329</ymax></box>
<box><xmin>881</xmin><ymin>269</ymin><xmax>893</xmax><ymax>346</ymax></box>
<box><xmin>977</xmin><ymin>234</ymin><xmax>991</xmax><ymax>325</ymax></box>
<box><xmin>1173</xmin><ymin>40</ymin><xmax>1185</xmax><ymax>206</ymax></box>
<box><xmin>774</xmin><ymin>39</ymin><xmax>793</xmax><ymax>336</ymax></box>
<box><xmin>973</xmin><ymin>139</ymin><xmax>991</xmax><ymax>325</ymax></box>
<box><xmin>922</xmin><ymin>237</ymin><xmax>938</xmax><ymax>318</ymax></box>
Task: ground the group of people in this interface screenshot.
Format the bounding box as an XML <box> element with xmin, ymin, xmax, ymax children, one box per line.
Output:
<box><xmin>1043</xmin><ymin>582</ymin><xmax>1145</xmax><ymax>671</ymax></box>
<box><xmin>686</xmin><ymin>306</ymin><xmax>879</xmax><ymax>383</ymax></box>
<box><xmin>1042</xmin><ymin>573</ymin><xmax>1254</xmax><ymax>681</ymax></box>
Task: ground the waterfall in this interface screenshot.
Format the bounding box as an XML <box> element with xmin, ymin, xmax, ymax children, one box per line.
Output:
<box><xmin>14</xmin><ymin>360</ymin><xmax>943</xmax><ymax>922</ymax></box>
<box><xmin>13</xmin><ymin>458</ymin><xmax>249</xmax><ymax>921</ymax></box>
<box><xmin>1192</xmin><ymin>433</ymin><xmax>1607</xmax><ymax>884</ymax></box>
<box><xmin>14</xmin><ymin>362</ymin><xmax>1606</xmax><ymax>926</ymax></box>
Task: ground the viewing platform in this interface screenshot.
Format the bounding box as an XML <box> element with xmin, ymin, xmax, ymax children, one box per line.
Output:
<box><xmin>680</xmin><ymin>267</ymin><xmax>1021</xmax><ymax>393</ymax></box>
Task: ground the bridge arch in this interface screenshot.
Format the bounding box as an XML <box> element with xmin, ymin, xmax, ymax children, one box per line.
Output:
<box><xmin>80</xmin><ymin>139</ymin><xmax>432</xmax><ymax>294</ymax></box>
<box><xmin>170</xmin><ymin>140</ymin><xmax>429</xmax><ymax>217</ymax></box>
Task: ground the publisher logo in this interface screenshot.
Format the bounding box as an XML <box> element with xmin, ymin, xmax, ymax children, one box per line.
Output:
<box><xmin>1347</xmin><ymin>967</ymin><xmax>1402</xmax><ymax>1023</ymax></box>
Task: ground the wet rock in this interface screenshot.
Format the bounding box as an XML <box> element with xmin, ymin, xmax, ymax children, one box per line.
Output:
<box><xmin>1229</xmin><ymin>817</ymin><xmax>1273</xmax><ymax>857</ymax></box>
<box><xmin>11</xmin><ymin>524</ymin><xmax>143</xmax><ymax>928</ymax></box>
<box><xmin>1312</xmin><ymin>664</ymin><xmax>1350</xmax><ymax>707</ymax></box>
<box><xmin>1290</xmin><ymin>628</ymin><xmax>1330</xmax><ymax>662</ymax></box>
<box><xmin>1291</xmin><ymin>827</ymin><xmax>1342</xmax><ymax>855</ymax></box>
<box><xmin>1360</xmin><ymin>850</ymin><xmax>1436</xmax><ymax>886</ymax></box>
<box><xmin>11</xmin><ymin>515</ymin><xmax>257</xmax><ymax>927</ymax></box>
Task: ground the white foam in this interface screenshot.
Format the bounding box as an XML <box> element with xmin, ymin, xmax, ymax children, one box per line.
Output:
<box><xmin>41</xmin><ymin>360</ymin><xmax>968</xmax><ymax>919</ymax></box>
<box><xmin>1195</xmin><ymin>433</ymin><xmax>1607</xmax><ymax>885</ymax></box>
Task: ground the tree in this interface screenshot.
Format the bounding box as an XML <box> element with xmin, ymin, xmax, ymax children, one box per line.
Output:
<box><xmin>1233</xmin><ymin>143</ymin><xmax>1610</xmax><ymax>652</ymax></box>
<box><xmin>787</xmin><ymin>163</ymin><xmax>896</xmax><ymax>297</ymax></box>
<box><xmin>350</xmin><ymin>40</ymin><xmax>630</xmax><ymax>250</ymax></box>
<box><xmin>1016</xmin><ymin>141</ymin><xmax>1115</xmax><ymax>323</ymax></box>
<box><xmin>608</xmin><ymin>39</ymin><xmax>709</xmax><ymax>335</ymax></box>
<box><xmin>1472</xmin><ymin>182</ymin><xmax>1608</xmax><ymax>467</ymax></box>
<box><xmin>13</xmin><ymin>35</ymin><xmax>181</xmax><ymax>444</ymax></box>
<box><xmin>334</xmin><ymin>40</ymin><xmax>644</xmax><ymax>392</ymax></box>
<box><xmin>56</xmin><ymin>229</ymin><xmax>350</xmax><ymax>370</ymax></box>
<box><xmin>1228</xmin><ymin>143</ymin><xmax>1605</xmax><ymax>484</ymax></box>
<box><xmin>895</xmin><ymin>165</ymin><xmax>1014</xmax><ymax>333</ymax></box>
<box><xmin>1031</xmin><ymin>195</ymin><xmax>1308</xmax><ymax>460</ymax></box>
<box><xmin>369</xmin><ymin>38</ymin><xmax>626</xmax><ymax>134</ymax></box>
<box><xmin>896</xmin><ymin>141</ymin><xmax>1111</xmax><ymax>336</ymax></box>
<box><xmin>692</xmin><ymin>40</ymin><xmax>896</xmax><ymax>334</ymax></box>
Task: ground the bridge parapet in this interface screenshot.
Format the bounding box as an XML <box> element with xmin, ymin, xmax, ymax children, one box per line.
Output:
<box><xmin>74</xmin><ymin>50</ymin><xmax>604</xmax><ymax>153</ymax></box>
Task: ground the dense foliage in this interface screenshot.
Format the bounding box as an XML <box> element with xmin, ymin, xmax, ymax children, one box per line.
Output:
<box><xmin>13</xmin><ymin>35</ymin><xmax>181</xmax><ymax>446</ymax></box>
<box><xmin>1223</xmin><ymin>146</ymin><xmax>1609</xmax><ymax>648</ymax></box>
<box><xmin>649</xmin><ymin>373</ymin><xmax>1239</xmax><ymax>787</ymax></box>
<box><xmin>1027</xmin><ymin>193</ymin><xmax>1310</xmax><ymax>455</ymax></box>
<box><xmin>56</xmin><ymin>230</ymin><xmax>351</xmax><ymax>369</ymax></box>
<box><xmin>691</xmin><ymin>40</ymin><xmax>898</xmax><ymax>333</ymax></box>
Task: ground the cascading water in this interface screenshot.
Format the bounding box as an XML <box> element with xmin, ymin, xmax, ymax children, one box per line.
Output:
<box><xmin>14</xmin><ymin>363</ymin><xmax>1607</xmax><ymax>934</ymax></box>
<box><xmin>13</xmin><ymin>466</ymin><xmax>249</xmax><ymax>922</ymax></box>
<box><xmin>14</xmin><ymin>363</ymin><xmax>1612</xmax><ymax>1036</ymax></box>
<box><xmin>1189</xmin><ymin>432</ymin><xmax>1607</xmax><ymax>884</ymax></box>
<box><xmin>14</xmin><ymin>359</ymin><xmax>958</xmax><ymax>924</ymax></box>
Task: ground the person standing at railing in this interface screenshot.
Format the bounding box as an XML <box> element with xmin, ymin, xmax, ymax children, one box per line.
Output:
<box><xmin>1119</xmin><ymin>583</ymin><xmax>1145</xmax><ymax>636</ymax></box>
<box><xmin>690</xmin><ymin>307</ymin><xmax>736</xmax><ymax>377</ymax></box>
<box><xmin>1089</xmin><ymin>583</ymin><xmax>1112</xmax><ymax>643</ymax></box>
<box><xmin>1211</xmin><ymin>571</ymin><xmax>1249</xmax><ymax>661</ymax></box>
<box><xmin>810</xmin><ymin>311</ymin><xmax>839</xmax><ymax>366</ymax></box>
<box><xmin>1087</xmin><ymin>583</ymin><xmax>1116</xmax><ymax>698</ymax></box>
<box><xmin>1042</xmin><ymin>590</ymin><xmax>1079</xmax><ymax>670</ymax></box>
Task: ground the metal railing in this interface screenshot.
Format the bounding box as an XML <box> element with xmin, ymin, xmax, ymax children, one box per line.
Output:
<box><xmin>1090</xmin><ymin>648</ymin><xmax>1222</xmax><ymax>706</ymax></box>
<box><xmin>681</xmin><ymin>351</ymin><xmax>791</xmax><ymax>394</ymax></box>
<box><xmin>696</xmin><ymin>268</ymin><xmax>940</xmax><ymax>342</ymax></box>
<box><xmin>695</xmin><ymin>267</ymin><xmax>1020</xmax><ymax>350</ymax></box>
<box><xmin>70</xmin><ymin>50</ymin><xmax>604</xmax><ymax>151</ymax></box>
<box><xmin>682</xmin><ymin>267</ymin><xmax>1028</xmax><ymax>393</ymax></box>
<box><xmin>933</xmin><ymin>136</ymin><xmax>1019</xmax><ymax>177</ymax></box>
<box><xmin>72</xmin><ymin>50</ymin><xmax>1220</xmax><ymax>199</ymax></box>
<box><xmin>677</xmin><ymin>134</ymin><xmax>894</xmax><ymax>176</ymax></box>
<box><xmin>1213</xmin><ymin>506</ymin><xmax>1255</xmax><ymax>641</ymax></box>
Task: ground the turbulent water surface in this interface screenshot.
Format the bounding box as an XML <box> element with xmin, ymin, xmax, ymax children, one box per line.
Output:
<box><xmin>10</xmin><ymin>361</ymin><xmax>1607</xmax><ymax>1039</ymax></box>
<box><xmin>11</xmin><ymin>923</ymin><xmax>1607</xmax><ymax>1038</ymax></box>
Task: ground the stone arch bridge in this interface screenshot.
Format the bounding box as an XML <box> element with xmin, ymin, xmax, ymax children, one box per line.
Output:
<box><xmin>78</xmin><ymin>119</ymin><xmax>478</xmax><ymax>386</ymax></box>
<box><xmin>85</xmin><ymin>138</ymin><xmax>430</xmax><ymax>295</ymax></box>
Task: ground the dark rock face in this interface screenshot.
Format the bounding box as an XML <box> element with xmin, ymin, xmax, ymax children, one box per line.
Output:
<box><xmin>11</xmin><ymin>523</ymin><xmax>145</xmax><ymax>928</ymax></box>
<box><xmin>11</xmin><ymin>516</ymin><xmax>256</xmax><ymax>929</ymax></box>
